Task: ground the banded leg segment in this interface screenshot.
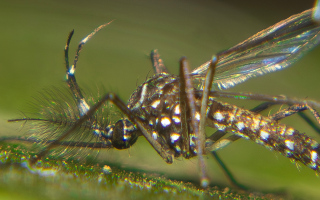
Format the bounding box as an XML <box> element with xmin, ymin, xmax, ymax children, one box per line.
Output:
<box><xmin>270</xmin><ymin>104</ymin><xmax>320</xmax><ymax>128</ymax></box>
<box><xmin>198</xmin><ymin>56</ymin><xmax>219</xmax><ymax>187</ymax></box>
<box><xmin>211</xmin><ymin>91</ymin><xmax>320</xmax><ymax>108</ymax></box>
<box><xmin>0</xmin><ymin>136</ymin><xmax>110</xmax><ymax>149</ymax></box>
<box><xmin>211</xmin><ymin>152</ymin><xmax>248</xmax><ymax>190</ymax></box>
<box><xmin>64</xmin><ymin>30</ymin><xmax>82</xmax><ymax>102</ymax></box>
<box><xmin>179</xmin><ymin>57</ymin><xmax>208</xmax><ymax>187</ymax></box>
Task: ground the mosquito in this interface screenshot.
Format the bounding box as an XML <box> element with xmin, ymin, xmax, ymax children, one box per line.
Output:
<box><xmin>6</xmin><ymin>5</ymin><xmax>320</xmax><ymax>189</ymax></box>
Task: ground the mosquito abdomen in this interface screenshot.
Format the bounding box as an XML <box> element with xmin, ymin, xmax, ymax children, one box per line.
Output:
<box><xmin>207</xmin><ymin>100</ymin><xmax>320</xmax><ymax>171</ymax></box>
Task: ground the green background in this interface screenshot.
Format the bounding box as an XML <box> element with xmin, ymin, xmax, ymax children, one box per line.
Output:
<box><xmin>1</xmin><ymin>0</ymin><xmax>320</xmax><ymax>199</ymax></box>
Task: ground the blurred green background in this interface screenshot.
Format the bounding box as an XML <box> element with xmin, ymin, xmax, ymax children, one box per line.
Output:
<box><xmin>1</xmin><ymin>0</ymin><xmax>320</xmax><ymax>199</ymax></box>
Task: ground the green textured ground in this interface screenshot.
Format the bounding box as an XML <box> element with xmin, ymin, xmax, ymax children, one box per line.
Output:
<box><xmin>1</xmin><ymin>0</ymin><xmax>320</xmax><ymax>199</ymax></box>
<box><xmin>0</xmin><ymin>142</ymin><xmax>283</xmax><ymax>200</ymax></box>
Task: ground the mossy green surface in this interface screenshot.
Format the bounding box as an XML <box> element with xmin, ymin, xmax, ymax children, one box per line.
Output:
<box><xmin>0</xmin><ymin>142</ymin><xmax>285</xmax><ymax>200</ymax></box>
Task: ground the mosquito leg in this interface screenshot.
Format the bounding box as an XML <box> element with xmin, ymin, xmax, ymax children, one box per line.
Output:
<box><xmin>208</xmin><ymin>101</ymin><xmax>319</xmax><ymax>135</ymax></box>
<box><xmin>270</xmin><ymin>104</ymin><xmax>320</xmax><ymax>124</ymax></box>
<box><xmin>206</xmin><ymin>135</ymin><xmax>241</xmax><ymax>152</ymax></box>
<box><xmin>269</xmin><ymin>104</ymin><xmax>320</xmax><ymax>133</ymax></box>
<box><xmin>150</xmin><ymin>49</ymin><xmax>169</xmax><ymax>74</ymax></box>
<box><xmin>31</xmin><ymin>92</ymin><xmax>175</xmax><ymax>164</ymax></box>
<box><xmin>267</xmin><ymin>104</ymin><xmax>320</xmax><ymax>135</ymax></box>
<box><xmin>211</xmin><ymin>152</ymin><xmax>248</xmax><ymax>190</ymax></box>
<box><xmin>64</xmin><ymin>29</ymin><xmax>84</xmax><ymax>102</ymax></box>
<box><xmin>199</xmin><ymin>56</ymin><xmax>219</xmax><ymax>187</ymax></box>
<box><xmin>249</xmin><ymin>101</ymin><xmax>320</xmax><ymax>129</ymax></box>
<box><xmin>179</xmin><ymin>57</ymin><xmax>209</xmax><ymax>187</ymax></box>
<box><xmin>298</xmin><ymin>112</ymin><xmax>320</xmax><ymax>133</ymax></box>
<box><xmin>211</xmin><ymin>91</ymin><xmax>320</xmax><ymax>108</ymax></box>
<box><xmin>204</xmin><ymin>104</ymin><xmax>270</xmax><ymax>190</ymax></box>
<box><xmin>0</xmin><ymin>136</ymin><xmax>111</xmax><ymax>149</ymax></box>
<box><xmin>199</xmin><ymin>55</ymin><xmax>260</xmax><ymax>190</ymax></box>
<box><xmin>306</xmin><ymin>104</ymin><xmax>320</xmax><ymax>125</ymax></box>
<box><xmin>207</xmin><ymin>92</ymin><xmax>320</xmax><ymax>141</ymax></box>
<box><xmin>199</xmin><ymin>56</ymin><xmax>217</xmax><ymax>148</ymax></box>
<box><xmin>250</xmin><ymin>102</ymin><xmax>279</xmax><ymax>113</ymax></box>
<box><xmin>208</xmin><ymin>102</ymin><xmax>320</xmax><ymax>139</ymax></box>
<box><xmin>178</xmin><ymin>58</ymin><xmax>190</xmax><ymax>164</ymax></box>
<box><xmin>270</xmin><ymin>104</ymin><xmax>308</xmax><ymax>121</ymax></box>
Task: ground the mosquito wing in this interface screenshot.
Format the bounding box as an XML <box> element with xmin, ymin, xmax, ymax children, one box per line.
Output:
<box><xmin>191</xmin><ymin>8</ymin><xmax>320</xmax><ymax>90</ymax></box>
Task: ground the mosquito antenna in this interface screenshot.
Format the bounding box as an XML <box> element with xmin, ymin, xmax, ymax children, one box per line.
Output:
<box><xmin>65</xmin><ymin>30</ymin><xmax>74</xmax><ymax>71</ymax></box>
<box><xmin>73</xmin><ymin>21</ymin><xmax>114</xmax><ymax>70</ymax></box>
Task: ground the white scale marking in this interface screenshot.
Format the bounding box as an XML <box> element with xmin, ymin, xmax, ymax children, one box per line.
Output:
<box><xmin>174</xmin><ymin>104</ymin><xmax>180</xmax><ymax>115</ymax></box>
<box><xmin>174</xmin><ymin>145</ymin><xmax>181</xmax><ymax>153</ymax></box>
<box><xmin>123</xmin><ymin>134</ymin><xmax>129</xmax><ymax>140</ymax></box>
<box><xmin>161</xmin><ymin>117</ymin><xmax>171</xmax><ymax>127</ymax></box>
<box><xmin>213</xmin><ymin>112</ymin><xmax>224</xmax><ymax>122</ymax></box>
<box><xmin>139</xmin><ymin>84</ymin><xmax>148</xmax><ymax>105</ymax></box>
<box><xmin>190</xmin><ymin>134</ymin><xmax>196</xmax><ymax>146</ymax></box>
<box><xmin>151</xmin><ymin>100</ymin><xmax>161</xmax><ymax>109</ymax></box>
<box><xmin>93</xmin><ymin>129</ymin><xmax>101</xmax><ymax>137</ymax></box>
<box><xmin>311</xmin><ymin>151</ymin><xmax>318</xmax><ymax>163</ymax></box>
<box><xmin>123</xmin><ymin>123</ymin><xmax>129</xmax><ymax>141</ymax></box>
<box><xmin>133</xmin><ymin>83</ymin><xmax>148</xmax><ymax>109</ymax></box>
<box><xmin>68</xmin><ymin>65</ymin><xmax>75</xmax><ymax>75</ymax></box>
<box><xmin>81</xmin><ymin>36</ymin><xmax>89</xmax><ymax>44</ymax></box>
<box><xmin>260</xmin><ymin>130</ymin><xmax>269</xmax><ymax>140</ymax></box>
<box><xmin>286</xmin><ymin>128</ymin><xmax>295</xmax><ymax>136</ymax></box>
<box><xmin>252</xmin><ymin>117</ymin><xmax>260</xmax><ymax>130</ymax></box>
<box><xmin>195</xmin><ymin>112</ymin><xmax>200</xmax><ymax>121</ymax></box>
<box><xmin>106</xmin><ymin>127</ymin><xmax>113</xmax><ymax>138</ymax></box>
<box><xmin>285</xmin><ymin>140</ymin><xmax>295</xmax><ymax>151</ymax></box>
<box><xmin>215</xmin><ymin>124</ymin><xmax>226</xmax><ymax>131</ymax></box>
<box><xmin>170</xmin><ymin>133</ymin><xmax>180</xmax><ymax>143</ymax></box>
<box><xmin>260</xmin><ymin>120</ymin><xmax>268</xmax><ymax>126</ymax></box>
<box><xmin>172</xmin><ymin>116</ymin><xmax>181</xmax><ymax>123</ymax></box>
<box><xmin>279</xmin><ymin>126</ymin><xmax>286</xmax><ymax>136</ymax></box>
<box><xmin>152</xmin><ymin>131</ymin><xmax>158</xmax><ymax>140</ymax></box>
<box><xmin>228</xmin><ymin>113</ymin><xmax>235</xmax><ymax>123</ymax></box>
<box><xmin>79</xmin><ymin>99</ymin><xmax>90</xmax><ymax>116</ymax></box>
<box><xmin>236</xmin><ymin>122</ymin><xmax>245</xmax><ymax>131</ymax></box>
<box><xmin>149</xmin><ymin>120</ymin><xmax>153</xmax><ymax>126</ymax></box>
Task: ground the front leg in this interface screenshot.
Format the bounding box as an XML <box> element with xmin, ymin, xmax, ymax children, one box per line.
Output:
<box><xmin>179</xmin><ymin>57</ymin><xmax>209</xmax><ymax>187</ymax></box>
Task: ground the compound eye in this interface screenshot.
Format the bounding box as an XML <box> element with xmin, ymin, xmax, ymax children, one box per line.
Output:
<box><xmin>112</xmin><ymin>119</ymin><xmax>138</xmax><ymax>149</ymax></box>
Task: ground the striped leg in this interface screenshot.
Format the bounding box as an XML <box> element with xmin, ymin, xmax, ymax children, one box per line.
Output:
<box><xmin>179</xmin><ymin>57</ymin><xmax>209</xmax><ymax>187</ymax></box>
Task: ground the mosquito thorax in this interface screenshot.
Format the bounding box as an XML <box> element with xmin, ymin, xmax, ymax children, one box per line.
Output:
<box><xmin>126</xmin><ymin>73</ymin><xmax>201</xmax><ymax>158</ymax></box>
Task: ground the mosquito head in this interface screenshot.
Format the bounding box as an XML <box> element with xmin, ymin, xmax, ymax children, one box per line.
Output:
<box><xmin>105</xmin><ymin>119</ymin><xmax>139</xmax><ymax>149</ymax></box>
